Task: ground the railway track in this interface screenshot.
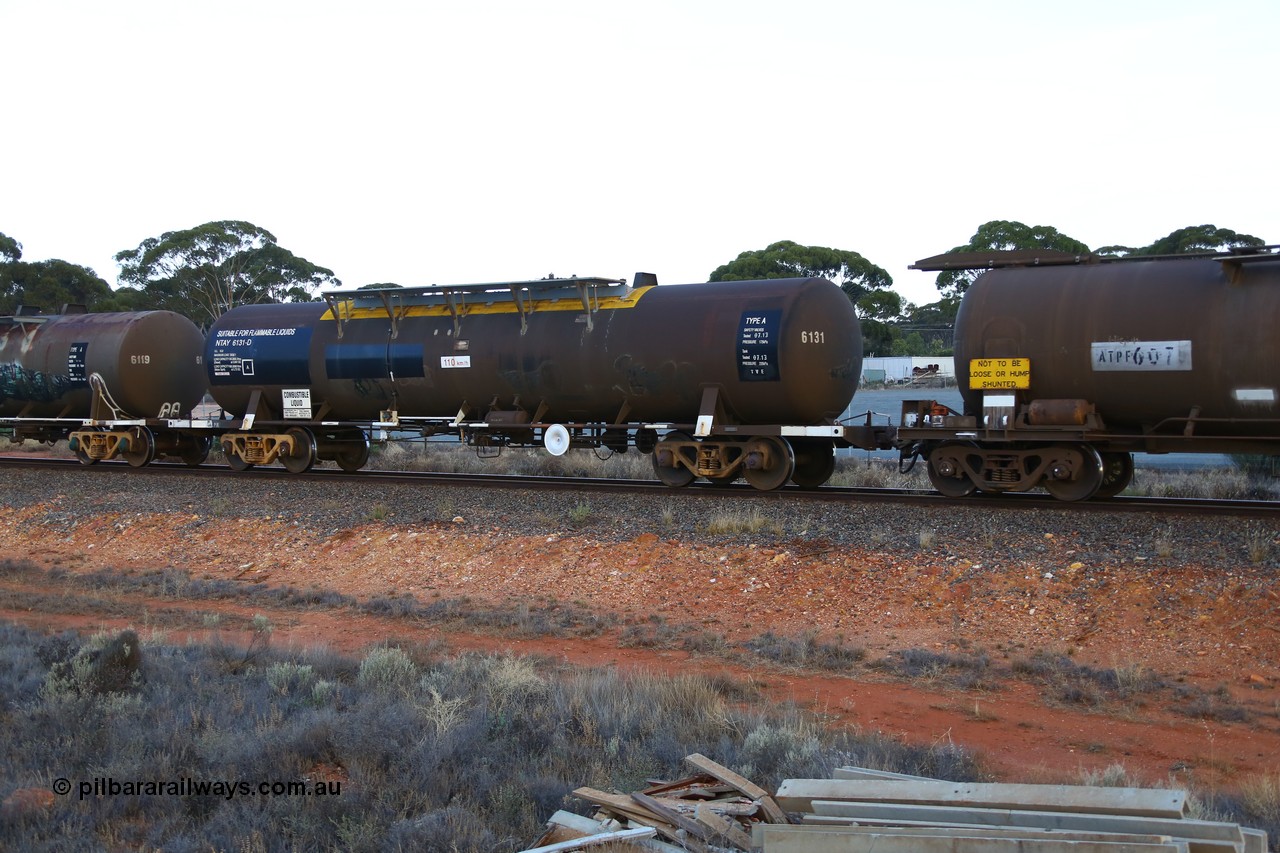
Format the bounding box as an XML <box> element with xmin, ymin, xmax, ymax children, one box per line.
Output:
<box><xmin>3</xmin><ymin>454</ymin><xmax>1276</xmax><ymax>518</ymax></box>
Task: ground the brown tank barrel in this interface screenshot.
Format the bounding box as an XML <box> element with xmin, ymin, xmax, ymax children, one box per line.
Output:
<box><xmin>955</xmin><ymin>256</ymin><xmax>1280</xmax><ymax>430</ymax></box>
<box><xmin>0</xmin><ymin>311</ymin><xmax>207</xmax><ymax>419</ymax></box>
<box><xmin>207</xmin><ymin>277</ymin><xmax>861</xmax><ymax>425</ymax></box>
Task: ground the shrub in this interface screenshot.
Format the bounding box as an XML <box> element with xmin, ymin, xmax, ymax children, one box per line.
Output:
<box><xmin>356</xmin><ymin>647</ymin><xmax>417</xmax><ymax>692</ymax></box>
<box><xmin>0</xmin><ymin>625</ymin><xmax>984</xmax><ymax>851</ymax></box>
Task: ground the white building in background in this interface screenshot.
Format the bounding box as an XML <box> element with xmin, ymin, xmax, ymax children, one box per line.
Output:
<box><xmin>860</xmin><ymin>356</ymin><xmax>955</xmax><ymax>386</ymax></box>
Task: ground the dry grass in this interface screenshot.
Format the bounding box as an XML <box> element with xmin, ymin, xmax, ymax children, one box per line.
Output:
<box><xmin>0</xmin><ymin>621</ymin><xmax>984</xmax><ymax>850</ymax></box>
<box><xmin>705</xmin><ymin>507</ymin><xmax>784</xmax><ymax>536</ymax></box>
<box><xmin>371</xmin><ymin>443</ymin><xmax>1280</xmax><ymax>499</ymax></box>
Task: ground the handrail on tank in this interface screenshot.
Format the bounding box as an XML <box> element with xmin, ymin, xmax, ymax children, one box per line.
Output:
<box><xmin>320</xmin><ymin>276</ymin><xmax>629</xmax><ymax>338</ymax></box>
<box><xmin>911</xmin><ymin>244</ymin><xmax>1280</xmax><ymax>272</ymax></box>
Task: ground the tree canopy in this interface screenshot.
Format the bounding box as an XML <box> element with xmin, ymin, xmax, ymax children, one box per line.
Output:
<box><xmin>0</xmin><ymin>231</ymin><xmax>114</xmax><ymax>314</ymax></box>
<box><xmin>709</xmin><ymin>240</ymin><xmax>901</xmax><ymax>318</ymax></box>
<box><xmin>0</xmin><ymin>232</ymin><xmax>21</xmax><ymax>264</ymax></box>
<box><xmin>0</xmin><ymin>257</ymin><xmax>114</xmax><ymax>315</ymax></box>
<box><xmin>932</xmin><ymin>221</ymin><xmax>1091</xmax><ymax>298</ymax></box>
<box><xmin>115</xmin><ymin>221</ymin><xmax>340</xmax><ymax>325</ymax></box>
<box><xmin>1096</xmin><ymin>224</ymin><xmax>1264</xmax><ymax>257</ymax></box>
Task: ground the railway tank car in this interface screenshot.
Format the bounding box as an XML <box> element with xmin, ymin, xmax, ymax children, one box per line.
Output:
<box><xmin>898</xmin><ymin>246</ymin><xmax>1280</xmax><ymax>500</ymax></box>
<box><xmin>205</xmin><ymin>274</ymin><xmax>893</xmax><ymax>488</ymax></box>
<box><xmin>0</xmin><ymin>308</ymin><xmax>211</xmax><ymax>466</ymax></box>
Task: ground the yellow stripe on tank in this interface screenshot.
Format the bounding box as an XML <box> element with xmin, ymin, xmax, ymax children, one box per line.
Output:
<box><xmin>320</xmin><ymin>285</ymin><xmax>657</xmax><ymax>322</ymax></box>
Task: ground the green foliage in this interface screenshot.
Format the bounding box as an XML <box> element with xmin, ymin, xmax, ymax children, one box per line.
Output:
<box><xmin>356</xmin><ymin>646</ymin><xmax>418</xmax><ymax>692</ymax></box>
<box><xmin>879</xmin><ymin>296</ymin><xmax>959</xmax><ymax>356</ymax></box>
<box><xmin>115</xmin><ymin>220</ymin><xmax>340</xmax><ymax>324</ymax></box>
<box><xmin>1097</xmin><ymin>224</ymin><xmax>1264</xmax><ymax>257</ymax></box>
<box><xmin>0</xmin><ymin>231</ymin><xmax>113</xmax><ymax>313</ymax></box>
<box><xmin>933</xmin><ymin>220</ymin><xmax>1091</xmax><ymax>298</ymax></box>
<box><xmin>0</xmin><ymin>231</ymin><xmax>21</xmax><ymax>263</ymax></box>
<box><xmin>0</xmin><ymin>257</ymin><xmax>114</xmax><ymax>314</ymax></box>
<box><xmin>900</xmin><ymin>295</ymin><xmax>960</xmax><ymax>328</ymax></box>
<box><xmin>889</xmin><ymin>330</ymin><xmax>952</xmax><ymax>357</ymax></box>
<box><xmin>710</xmin><ymin>239</ymin><xmax>899</xmax><ymax>314</ymax></box>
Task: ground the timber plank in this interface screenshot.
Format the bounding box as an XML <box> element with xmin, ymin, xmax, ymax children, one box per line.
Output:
<box><xmin>572</xmin><ymin>788</ymin><xmax>700</xmax><ymax>850</ymax></box>
<box><xmin>694</xmin><ymin>803</ymin><xmax>754</xmax><ymax>850</ymax></box>
<box><xmin>775</xmin><ymin>779</ymin><xmax>1187</xmax><ymax>818</ymax></box>
<box><xmin>791</xmin><ymin>822</ymin><xmax>1183</xmax><ymax>847</ymax></box>
<box><xmin>630</xmin><ymin>792</ymin><xmax>710</xmax><ymax>842</ymax></box>
<box><xmin>519</xmin><ymin>826</ymin><xmax>656</xmax><ymax>853</ymax></box>
<box><xmin>753</xmin><ymin>823</ymin><xmax>1183</xmax><ymax>852</ymax></box>
<box><xmin>545</xmin><ymin>810</ymin><xmax>687</xmax><ymax>852</ymax></box>
<box><xmin>806</xmin><ymin>801</ymin><xmax>1243</xmax><ymax>853</ymax></box>
<box><xmin>683</xmin><ymin>753</ymin><xmax>790</xmax><ymax>823</ymax></box>
<box><xmin>833</xmin><ymin>766</ymin><xmax>939</xmax><ymax>781</ymax></box>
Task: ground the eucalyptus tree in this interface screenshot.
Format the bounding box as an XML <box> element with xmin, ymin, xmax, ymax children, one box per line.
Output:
<box><xmin>115</xmin><ymin>220</ymin><xmax>340</xmax><ymax>325</ymax></box>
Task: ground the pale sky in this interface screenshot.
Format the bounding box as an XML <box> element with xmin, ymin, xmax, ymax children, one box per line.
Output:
<box><xmin>3</xmin><ymin>0</ymin><xmax>1276</xmax><ymax>308</ymax></box>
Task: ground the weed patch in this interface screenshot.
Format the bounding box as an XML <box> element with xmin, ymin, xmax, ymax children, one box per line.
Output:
<box><xmin>0</xmin><ymin>622</ymin><xmax>983</xmax><ymax>850</ymax></box>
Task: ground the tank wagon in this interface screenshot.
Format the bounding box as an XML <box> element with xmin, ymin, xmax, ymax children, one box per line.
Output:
<box><xmin>0</xmin><ymin>307</ymin><xmax>211</xmax><ymax>466</ymax></box>
<box><xmin>204</xmin><ymin>273</ymin><xmax>894</xmax><ymax>489</ymax></box>
<box><xmin>898</xmin><ymin>246</ymin><xmax>1280</xmax><ymax>500</ymax></box>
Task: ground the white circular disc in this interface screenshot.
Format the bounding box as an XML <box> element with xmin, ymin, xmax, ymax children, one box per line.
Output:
<box><xmin>544</xmin><ymin>424</ymin><xmax>570</xmax><ymax>456</ymax></box>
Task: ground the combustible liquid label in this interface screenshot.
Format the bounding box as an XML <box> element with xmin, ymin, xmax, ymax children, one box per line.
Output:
<box><xmin>969</xmin><ymin>358</ymin><xmax>1030</xmax><ymax>390</ymax></box>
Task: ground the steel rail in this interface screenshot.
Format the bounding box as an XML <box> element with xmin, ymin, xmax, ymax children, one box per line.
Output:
<box><xmin>1</xmin><ymin>454</ymin><xmax>1276</xmax><ymax>518</ymax></box>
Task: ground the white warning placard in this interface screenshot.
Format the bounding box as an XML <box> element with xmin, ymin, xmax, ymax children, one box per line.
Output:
<box><xmin>282</xmin><ymin>388</ymin><xmax>312</xmax><ymax>418</ymax></box>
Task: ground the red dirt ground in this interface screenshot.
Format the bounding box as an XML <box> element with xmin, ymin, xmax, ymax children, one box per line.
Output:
<box><xmin>1</xmin><ymin>502</ymin><xmax>1277</xmax><ymax>792</ymax></box>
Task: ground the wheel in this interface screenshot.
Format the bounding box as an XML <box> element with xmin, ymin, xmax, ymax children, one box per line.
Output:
<box><xmin>743</xmin><ymin>436</ymin><xmax>796</xmax><ymax>491</ymax></box>
<box><xmin>281</xmin><ymin>427</ymin><xmax>317</xmax><ymax>474</ymax></box>
<box><xmin>926</xmin><ymin>441</ymin><xmax>977</xmax><ymax>497</ymax></box>
<box><xmin>790</xmin><ymin>439</ymin><xmax>836</xmax><ymax>489</ymax></box>
<box><xmin>1093</xmin><ymin>451</ymin><xmax>1134</xmax><ymax>499</ymax></box>
<box><xmin>223</xmin><ymin>440</ymin><xmax>254</xmax><ymax>471</ymax></box>
<box><xmin>178</xmin><ymin>435</ymin><xmax>213</xmax><ymax>467</ymax></box>
<box><xmin>334</xmin><ymin>431</ymin><xmax>370</xmax><ymax>472</ymax></box>
<box><xmin>71</xmin><ymin>431</ymin><xmax>100</xmax><ymax>466</ymax></box>
<box><xmin>1042</xmin><ymin>445</ymin><xmax>1105</xmax><ymax>502</ymax></box>
<box><xmin>120</xmin><ymin>426</ymin><xmax>155</xmax><ymax>468</ymax></box>
<box><xmin>652</xmin><ymin>431</ymin><xmax>696</xmax><ymax>488</ymax></box>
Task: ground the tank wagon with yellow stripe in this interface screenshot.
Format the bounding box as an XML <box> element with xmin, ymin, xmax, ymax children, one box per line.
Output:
<box><xmin>205</xmin><ymin>273</ymin><xmax>895</xmax><ymax>489</ymax></box>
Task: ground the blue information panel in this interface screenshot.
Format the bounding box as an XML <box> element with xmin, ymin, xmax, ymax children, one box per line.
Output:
<box><xmin>738</xmin><ymin>309</ymin><xmax>781</xmax><ymax>381</ymax></box>
<box><xmin>208</xmin><ymin>326</ymin><xmax>313</xmax><ymax>386</ymax></box>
